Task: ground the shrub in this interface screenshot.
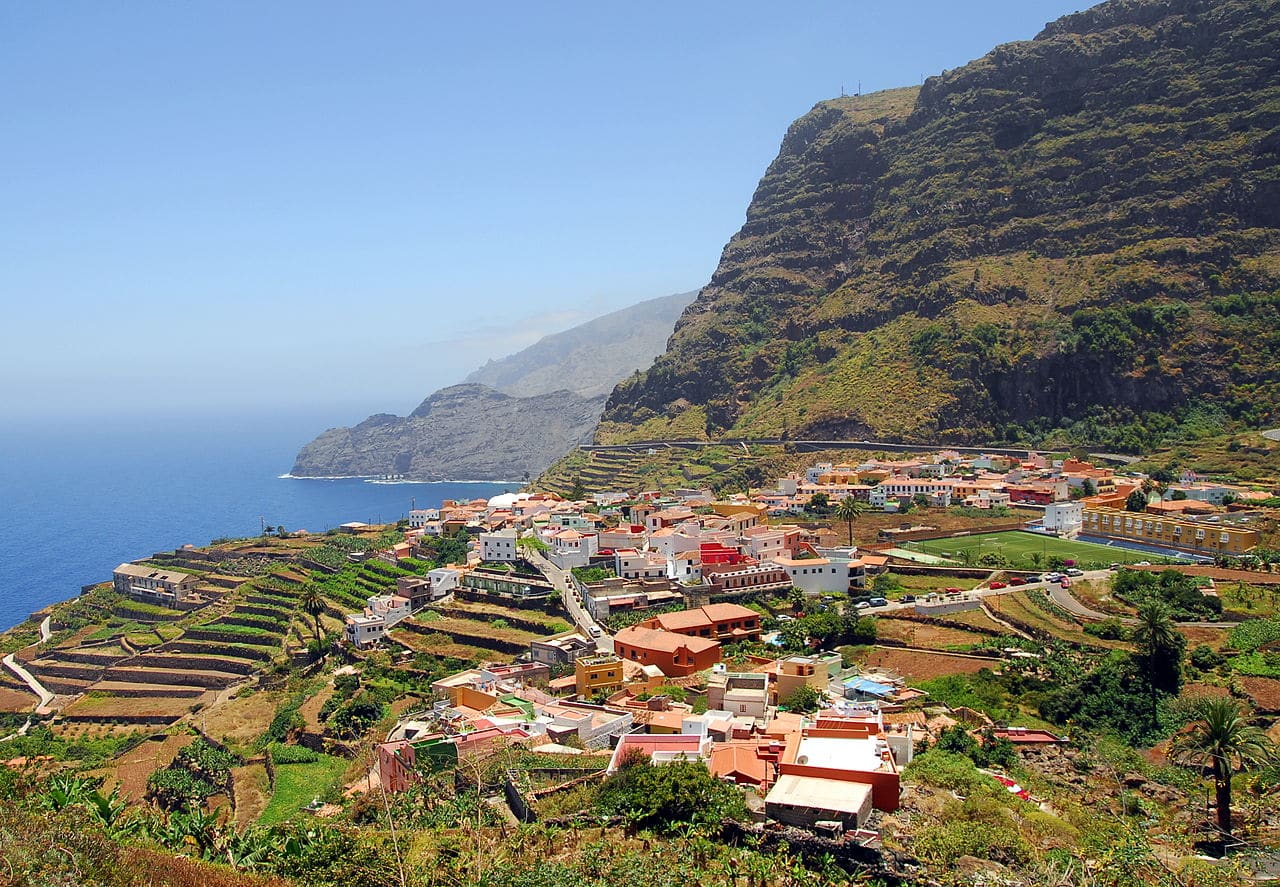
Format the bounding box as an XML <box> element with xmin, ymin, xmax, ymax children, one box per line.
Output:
<box><xmin>595</xmin><ymin>757</ymin><xmax>746</xmax><ymax>833</ymax></box>
<box><xmin>269</xmin><ymin>743</ymin><xmax>320</xmax><ymax>765</ymax></box>
<box><xmin>903</xmin><ymin>750</ymin><xmax>989</xmax><ymax>793</ymax></box>
<box><xmin>912</xmin><ymin>818</ymin><xmax>1031</xmax><ymax>866</ymax></box>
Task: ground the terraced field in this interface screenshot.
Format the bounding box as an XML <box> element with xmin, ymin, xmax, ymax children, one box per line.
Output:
<box><xmin>987</xmin><ymin>591</ymin><xmax>1129</xmax><ymax>650</ymax></box>
<box><xmin>874</xmin><ymin>617</ymin><xmax>992</xmax><ymax>651</ymax></box>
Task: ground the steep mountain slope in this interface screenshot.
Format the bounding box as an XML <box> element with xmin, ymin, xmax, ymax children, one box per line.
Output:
<box><xmin>290</xmin><ymin>291</ymin><xmax>695</xmax><ymax>479</ymax></box>
<box><xmin>598</xmin><ymin>0</ymin><xmax>1280</xmax><ymax>452</ymax></box>
<box><xmin>290</xmin><ymin>384</ymin><xmax>604</xmax><ymax>481</ymax></box>
<box><xmin>465</xmin><ymin>291</ymin><xmax>695</xmax><ymax>397</ymax></box>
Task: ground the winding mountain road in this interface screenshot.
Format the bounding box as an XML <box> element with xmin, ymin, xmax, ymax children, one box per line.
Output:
<box><xmin>1045</xmin><ymin>583</ymin><xmax>1238</xmax><ymax>630</ymax></box>
<box><xmin>2</xmin><ymin>653</ymin><xmax>55</xmax><ymax>709</ymax></box>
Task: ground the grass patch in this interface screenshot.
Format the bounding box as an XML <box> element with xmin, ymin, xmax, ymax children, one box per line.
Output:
<box><xmin>908</xmin><ymin>531</ymin><xmax>1166</xmax><ymax>569</ymax></box>
<box><xmin>259</xmin><ymin>754</ymin><xmax>349</xmax><ymax>825</ymax></box>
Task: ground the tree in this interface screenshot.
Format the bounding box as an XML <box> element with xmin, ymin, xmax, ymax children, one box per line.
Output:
<box><xmin>1082</xmin><ymin>479</ymin><xmax>1097</xmax><ymax>497</ymax></box>
<box><xmin>1126</xmin><ymin>488</ymin><xmax>1150</xmax><ymax>512</ymax></box>
<box><xmin>569</xmin><ymin>476</ymin><xmax>586</xmax><ymax>501</ymax></box>
<box><xmin>302</xmin><ymin>586</ymin><xmax>326</xmax><ymax>642</ymax></box>
<box><xmin>1171</xmin><ymin>697</ymin><xmax>1275</xmax><ymax>842</ymax></box>
<box><xmin>787</xmin><ymin>586</ymin><xmax>806</xmax><ymax>615</ymax></box>
<box><xmin>1131</xmin><ymin>598</ymin><xmax>1186</xmax><ymax>717</ymax></box>
<box><xmin>912</xmin><ymin>493</ymin><xmax>931</xmax><ymax>508</ymax></box>
<box><xmin>834</xmin><ymin>495</ymin><xmax>869</xmax><ymax>546</ymax></box>
<box><xmin>780</xmin><ymin>684</ymin><xmax>822</xmax><ymax>713</ymax></box>
<box><xmin>807</xmin><ymin>492</ymin><xmax>830</xmax><ymax>513</ymax></box>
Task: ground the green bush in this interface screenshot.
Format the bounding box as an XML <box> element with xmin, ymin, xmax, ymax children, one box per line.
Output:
<box><xmin>912</xmin><ymin>818</ymin><xmax>1031</xmax><ymax>866</ymax></box>
<box><xmin>269</xmin><ymin>742</ymin><xmax>320</xmax><ymax>764</ymax></box>
<box><xmin>595</xmin><ymin>757</ymin><xmax>746</xmax><ymax>833</ymax></box>
<box><xmin>903</xmin><ymin>750</ymin><xmax>989</xmax><ymax>793</ymax></box>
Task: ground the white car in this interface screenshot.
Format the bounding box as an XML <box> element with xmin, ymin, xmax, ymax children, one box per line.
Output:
<box><xmin>588</xmin><ymin>625</ymin><xmax>602</xmax><ymax>637</ymax></box>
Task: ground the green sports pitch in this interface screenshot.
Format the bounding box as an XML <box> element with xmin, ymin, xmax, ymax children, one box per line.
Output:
<box><xmin>905</xmin><ymin>531</ymin><xmax>1165</xmax><ymax>567</ymax></box>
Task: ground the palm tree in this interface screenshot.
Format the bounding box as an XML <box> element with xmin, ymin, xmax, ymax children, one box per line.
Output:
<box><xmin>834</xmin><ymin>495</ymin><xmax>869</xmax><ymax>547</ymax></box>
<box><xmin>1131</xmin><ymin>598</ymin><xmax>1185</xmax><ymax>718</ymax></box>
<box><xmin>302</xmin><ymin>586</ymin><xmax>326</xmax><ymax>642</ymax></box>
<box><xmin>787</xmin><ymin>586</ymin><xmax>806</xmax><ymax>616</ymax></box>
<box><xmin>1172</xmin><ymin>697</ymin><xmax>1275</xmax><ymax>842</ymax></box>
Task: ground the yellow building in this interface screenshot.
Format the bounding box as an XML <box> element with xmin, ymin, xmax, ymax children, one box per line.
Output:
<box><xmin>1082</xmin><ymin>507</ymin><xmax>1258</xmax><ymax>556</ymax></box>
<box><xmin>575</xmin><ymin>653</ymin><xmax>624</xmax><ymax>698</ymax></box>
<box><xmin>774</xmin><ymin>656</ymin><xmax>827</xmax><ymax>704</ymax></box>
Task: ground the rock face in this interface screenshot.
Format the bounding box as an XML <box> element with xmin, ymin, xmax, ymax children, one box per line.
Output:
<box><xmin>290</xmin><ymin>292</ymin><xmax>695</xmax><ymax>480</ymax></box>
<box><xmin>598</xmin><ymin>0</ymin><xmax>1280</xmax><ymax>452</ymax></box>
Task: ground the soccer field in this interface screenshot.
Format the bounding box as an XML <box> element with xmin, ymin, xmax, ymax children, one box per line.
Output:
<box><xmin>907</xmin><ymin>531</ymin><xmax>1164</xmax><ymax>568</ymax></box>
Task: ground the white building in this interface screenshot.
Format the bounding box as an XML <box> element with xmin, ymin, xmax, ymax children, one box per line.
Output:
<box><xmin>1043</xmin><ymin>501</ymin><xmax>1084</xmax><ymax>537</ymax></box>
<box><xmin>770</xmin><ymin>556</ymin><xmax>850</xmax><ymax>595</ymax></box>
<box><xmin>408</xmin><ymin>508</ymin><xmax>440</xmax><ymax>529</ymax></box>
<box><xmin>428</xmin><ymin>567</ymin><xmax>461</xmax><ymax>599</ymax></box>
<box><xmin>479</xmin><ymin>529</ymin><xmax>519</xmax><ymax>563</ymax></box>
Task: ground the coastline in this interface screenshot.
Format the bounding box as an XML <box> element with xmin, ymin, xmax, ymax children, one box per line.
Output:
<box><xmin>278</xmin><ymin>473</ymin><xmax>526</xmax><ymax>485</ymax></box>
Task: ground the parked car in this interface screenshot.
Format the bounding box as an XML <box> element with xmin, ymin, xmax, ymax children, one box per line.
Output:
<box><xmin>1136</xmin><ymin>561</ymin><xmax>1152</xmax><ymax>566</ymax></box>
<box><xmin>1025</xmin><ymin>575</ymin><xmax>1043</xmax><ymax>583</ymax></box>
<box><xmin>1109</xmin><ymin>562</ymin><xmax>1121</xmax><ymax>569</ymax></box>
<box><xmin>588</xmin><ymin>625</ymin><xmax>602</xmax><ymax>637</ymax></box>
<box><xmin>1066</xmin><ymin>568</ymin><xmax>1084</xmax><ymax>577</ymax></box>
<box><xmin>945</xmin><ymin>587</ymin><xmax>962</xmax><ymax>594</ymax></box>
<box><xmin>855</xmin><ymin>601</ymin><xmax>872</xmax><ymax>610</ymax></box>
<box><xmin>1059</xmin><ymin>577</ymin><xmax>1072</xmax><ymax>588</ymax></box>
<box><xmin>900</xmin><ymin>594</ymin><xmax>916</xmax><ymax>603</ymax></box>
<box><xmin>988</xmin><ymin>581</ymin><xmax>1007</xmax><ymax>589</ymax></box>
<box><xmin>1007</xmin><ymin>576</ymin><xmax>1026</xmax><ymax>586</ymax></box>
<box><xmin>868</xmin><ymin>597</ymin><xmax>888</xmax><ymax>607</ymax></box>
<box><xmin>1044</xmin><ymin>572</ymin><xmax>1064</xmax><ymax>582</ymax></box>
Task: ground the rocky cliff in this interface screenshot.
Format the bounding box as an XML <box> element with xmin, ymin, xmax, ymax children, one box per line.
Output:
<box><xmin>598</xmin><ymin>0</ymin><xmax>1280</xmax><ymax>452</ymax></box>
<box><xmin>290</xmin><ymin>291</ymin><xmax>695</xmax><ymax>479</ymax></box>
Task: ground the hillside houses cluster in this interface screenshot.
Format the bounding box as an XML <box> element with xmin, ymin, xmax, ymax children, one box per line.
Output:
<box><xmin>374</xmin><ymin>643</ymin><xmax>956</xmax><ymax>833</ymax></box>
<box><xmin>774</xmin><ymin>454</ymin><xmax>1264</xmax><ymax>559</ymax></box>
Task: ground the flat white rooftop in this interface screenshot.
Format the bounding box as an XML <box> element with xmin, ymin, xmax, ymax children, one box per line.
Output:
<box><xmin>765</xmin><ymin>774</ymin><xmax>872</xmax><ymax>815</ymax></box>
<box><xmin>795</xmin><ymin>736</ymin><xmax>886</xmax><ymax>772</ymax></box>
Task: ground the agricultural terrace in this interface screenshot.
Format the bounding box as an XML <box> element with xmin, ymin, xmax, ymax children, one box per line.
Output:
<box><xmin>905</xmin><ymin>530</ymin><xmax>1174</xmax><ymax>569</ymax></box>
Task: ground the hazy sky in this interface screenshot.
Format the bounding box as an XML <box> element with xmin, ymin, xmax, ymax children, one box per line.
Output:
<box><xmin>2</xmin><ymin>1</ymin><xmax>1083</xmax><ymax>426</ymax></box>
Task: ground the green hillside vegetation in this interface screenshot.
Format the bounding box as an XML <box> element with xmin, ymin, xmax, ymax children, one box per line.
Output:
<box><xmin>599</xmin><ymin>0</ymin><xmax>1280</xmax><ymax>452</ymax></box>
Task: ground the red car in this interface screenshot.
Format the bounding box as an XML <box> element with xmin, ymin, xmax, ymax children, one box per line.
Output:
<box><xmin>944</xmin><ymin>587</ymin><xmax>962</xmax><ymax>594</ymax></box>
<box><xmin>1007</xmin><ymin>577</ymin><xmax>1026</xmax><ymax>586</ymax></box>
<box><xmin>988</xmin><ymin>581</ymin><xmax>1007</xmax><ymax>589</ymax></box>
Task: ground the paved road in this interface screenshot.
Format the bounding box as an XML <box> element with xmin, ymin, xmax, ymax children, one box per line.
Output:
<box><xmin>524</xmin><ymin>548</ymin><xmax>613</xmax><ymax>653</ymax></box>
<box><xmin>1263</xmin><ymin>428</ymin><xmax>1280</xmax><ymax>442</ymax></box>
<box><xmin>579</xmin><ymin>438</ymin><xmax>1139</xmax><ymax>465</ymax></box>
<box><xmin>39</xmin><ymin>616</ymin><xmax>51</xmax><ymax>643</ymax></box>
<box><xmin>1045</xmin><ymin>582</ymin><xmax>1238</xmax><ymax>629</ymax></box>
<box><xmin>2</xmin><ymin>653</ymin><xmax>55</xmax><ymax>709</ymax></box>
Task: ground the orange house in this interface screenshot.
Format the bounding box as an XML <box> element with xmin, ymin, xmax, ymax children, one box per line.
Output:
<box><xmin>612</xmin><ymin>625</ymin><xmax>720</xmax><ymax>677</ymax></box>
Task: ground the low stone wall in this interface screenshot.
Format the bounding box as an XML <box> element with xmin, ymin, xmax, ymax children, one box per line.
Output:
<box><xmin>92</xmin><ymin>683</ymin><xmax>205</xmax><ymax>699</ymax></box>
<box><xmin>218</xmin><ymin>615</ymin><xmax>287</xmax><ymax>633</ymax></box>
<box><xmin>51</xmin><ymin>649</ymin><xmax>129</xmax><ymax>667</ymax></box>
<box><xmin>127</xmin><ymin>654</ymin><xmax>257</xmax><ymax>675</ymax></box>
<box><xmin>61</xmin><ymin>713</ymin><xmax>181</xmax><ymax>726</ymax></box>
<box><xmin>182</xmin><ymin>628</ymin><xmax>280</xmax><ymax>648</ymax></box>
<box><xmin>454</xmin><ymin>589</ymin><xmax>561</xmax><ymax>612</ymax></box>
<box><xmin>162</xmin><ymin>640</ymin><xmax>274</xmax><ymax>662</ymax></box>
<box><xmin>234</xmin><ymin>604</ymin><xmax>287</xmax><ymax>620</ymax></box>
<box><xmin>397</xmin><ymin>619</ymin><xmax>527</xmax><ymax>655</ymax></box>
<box><xmin>103</xmin><ymin>666</ymin><xmax>238</xmax><ymax>688</ymax></box>
<box><xmin>27</xmin><ymin>661</ymin><xmax>104</xmax><ymax>683</ymax></box>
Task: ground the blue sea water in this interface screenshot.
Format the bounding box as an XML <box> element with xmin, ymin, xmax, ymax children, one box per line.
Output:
<box><xmin>0</xmin><ymin>412</ymin><xmax>512</xmax><ymax>631</ymax></box>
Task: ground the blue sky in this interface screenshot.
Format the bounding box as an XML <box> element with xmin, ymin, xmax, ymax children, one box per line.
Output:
<box><xmin>2</xmin><ymin>1</ymin><xmax>1083</xmax><ymax>427</ymax></box>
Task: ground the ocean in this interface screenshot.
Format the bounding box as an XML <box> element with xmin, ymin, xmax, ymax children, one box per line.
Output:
<box><xmin>0</xmin><ymin>412</ymin><xmax>512</xmax><ymax>631</ymax></box>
